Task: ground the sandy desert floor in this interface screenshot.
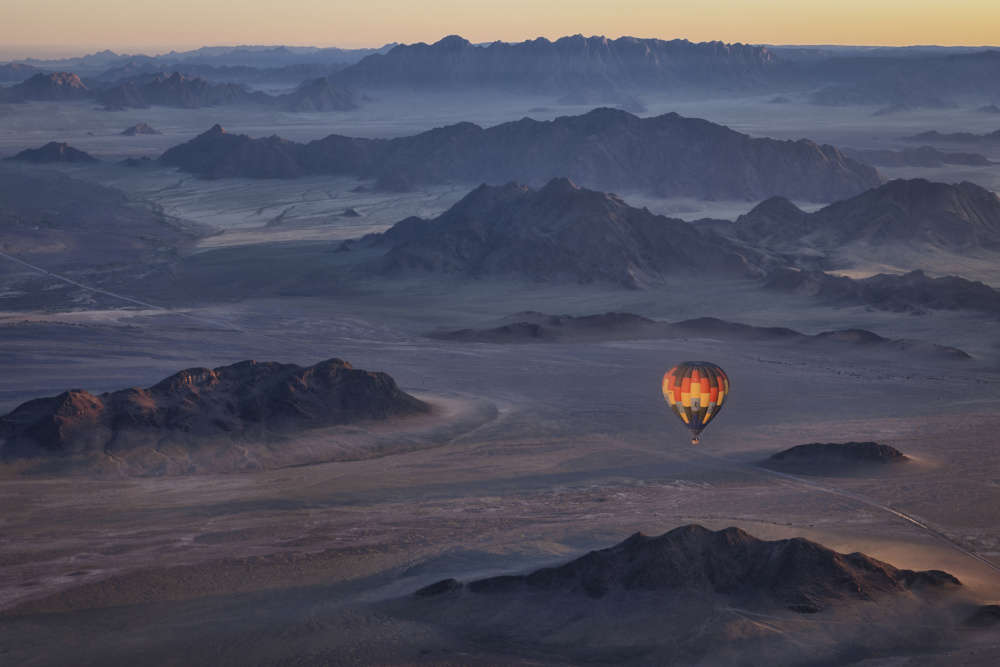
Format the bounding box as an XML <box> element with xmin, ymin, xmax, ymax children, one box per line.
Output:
<box><xmin>1</xmin><ymin>98</ymin><xmax>1000</xmax><ymax>665</ymax></box>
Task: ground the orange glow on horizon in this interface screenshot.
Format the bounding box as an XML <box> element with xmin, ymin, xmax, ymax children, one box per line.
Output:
<box><xmin>2</xmin><ymin>0</ymin><xmax>998</xmax><ymax>60</ymax></box>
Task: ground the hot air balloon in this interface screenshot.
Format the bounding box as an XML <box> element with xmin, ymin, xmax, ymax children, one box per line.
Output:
<box><xmin>662</xmin><ymin>361</ymin><xmax>729</xmax><ymax>445</ymax></box>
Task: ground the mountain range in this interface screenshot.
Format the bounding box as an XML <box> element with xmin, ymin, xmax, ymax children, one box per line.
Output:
<box><xmin>159</xmin><ymin>109</ymin><xmax>885</xmax><ymax>202</ymax></box>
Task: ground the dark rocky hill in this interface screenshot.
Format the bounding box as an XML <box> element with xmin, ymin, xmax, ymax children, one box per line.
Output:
<box><xmin>332</xmin><ymin>34</ymin><xmax>804</xmax><ymax>96</ymax></box>
<box><xmin>764</xmin><ymin>442</ymin><xmax>910</xmax><ymax>476</ymax></box>
<box><xmin>733</xmin><ymin>179</ymin><xmax>1000</xmax><ymax>250</ymax></box>
<box><xmin>417</xmin><ymin>524</ymin><xmax>959</xmax><ymax>611</ymax></box>
<box><xmin>0</xmin><ymin>72</ymin><xmax>89</xmax><ymax>102</ymax></box>
<box><xmin>365</xmin><ymin>179</ymin><xmax>765</xmax><ymax>288</ymax></box>
<box><xmin>0</xmin><ymin>358</ymin><xmax>430</xmax><ymax>461</ymax></box>
<box><xmin>159</xmin><ymin>108</ymin><xmax>884</xmax><ymax>202</ymax></box>
<box><xmin>765</xmin><ymin>268</ymin><xmax>1000</xmax><ymax>313</ymax></box>
<box><xmin>121</xmin><ymin>122</ymin><xmax>161</xmax><ymax>136</ymax></box>
<box><xmin>276</xmin><ymin>77</ymin><xmax>366</xmax><ymax>112</ymax></box>
<box><xmin>3</xmin><ymin>142</ymin><xmax>98</xmax><ymax>164</ymax></box>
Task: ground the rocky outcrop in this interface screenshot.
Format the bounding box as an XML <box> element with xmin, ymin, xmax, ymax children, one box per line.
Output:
<box><xmin>812</xmin><ymin>50</ymin><xmax>1000</xmax><ymax>107</ymax></box>
<box><xmin>158</xmin><ymin>108</ymin><xmax>885</xmax><ymax>201</ymax></box>
<box><xmin>0</xmin><ymin>358</ymin><xmax>430</xmax><ymax>460</ymax></box>
<box><xmin>417</xmin><ymin>524</ymin><xmax>959</xmax><ymax>611</ymax></box>
<box><xmin>121</xmin><ymin>122</ymin><xmax>161</xmax><ymax>136</ymax></box>
<box><xmin>3</xmin><ymin>142</ymin><xmax>98</xmax><ymax>164</ymax></box>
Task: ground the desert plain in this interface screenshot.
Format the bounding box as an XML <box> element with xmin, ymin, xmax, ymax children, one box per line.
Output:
<box><xmin>1</xmin><ymin>66</ymin><xmax>1000</xmax><ymax>665</ymax></box>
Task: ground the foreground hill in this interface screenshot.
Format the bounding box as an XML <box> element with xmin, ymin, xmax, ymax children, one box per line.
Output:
<box><xmin>331</xmin><ymin>34</ymin><xmax>804</xmax><ymax>96</ymax></box>
<box><xmin>159</xmin><ymin>109</ymin><xmax>885</xmax><ymax>201</ymax></box>
<box><xmin>362</xmin><ymin>178</ymin><xmax>764</xmax><ymax>288</ymax></box>
<box><xmin>0</xmin><ymin>358</ymin><xmax>431</xmax><ymax>475</ymax></box>
<box><xmin>405</xmin><ymin>525</ymin><xmax>962</xmax><ymax>663</ymax></box>
<box><xmin>419</xmin><ymin>525</ymin><xmax>958</xmax><ymax>606</ymax></box>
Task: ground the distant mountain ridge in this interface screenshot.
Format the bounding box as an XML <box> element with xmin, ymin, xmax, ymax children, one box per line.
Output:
<box><xmin>812</xmin><ymin>49</ymin><xmax>1000</xmax><ymax>106</ymax></box>
<box><xmin>330</xmin><ymin>34</ymin><xmax>805</xmax><ymax>95</ymax></box>
<box><xmin>158</xmin><ymin>109</ymin><xmax>885</xmax><ymax>202</ymax></box>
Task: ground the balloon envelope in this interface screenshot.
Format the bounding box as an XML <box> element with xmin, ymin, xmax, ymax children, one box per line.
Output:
<box><xmin>662</xmin><ymin>361</ymin><xmax>729</xmax><ymax>444</ymax></box>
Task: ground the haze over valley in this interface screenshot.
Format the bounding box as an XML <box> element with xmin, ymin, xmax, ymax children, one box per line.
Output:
<box><xmin>3</xmin><ymin>21</ymin><xmax>1000</xmax><ymax>666</ymax></box>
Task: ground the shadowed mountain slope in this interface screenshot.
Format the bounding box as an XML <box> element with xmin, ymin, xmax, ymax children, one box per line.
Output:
<box><xmin>364</xmin><ymin>179</ymin><xmax>764</xmax><ymax>288</ymax></box>
<box><xmin>275</xmin><ymin>77</ymin><xmax>366</xmax><ymax>112</ymax></box>
<box><xmin>732</xmin><ymin>179</ymin><xmax>1000</xmax><ymax>250</ymax></box>
<box><xmin>159</xmin><ymin>108</ymin><xmax>884</xmax><ymax>202</ymax></box>
<box><xmin>0</xmin><ymin>359</ymin><xmax>430</xmax><ymax>464</ymax></box>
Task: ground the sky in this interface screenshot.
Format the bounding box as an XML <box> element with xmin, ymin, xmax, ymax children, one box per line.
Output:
<box><xmin>2</xmin><ymin>0</ymin><xmax>999</xmax><ymax>60</ymax></box>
